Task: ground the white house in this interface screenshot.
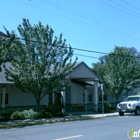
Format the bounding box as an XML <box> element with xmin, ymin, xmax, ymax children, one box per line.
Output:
<box><xmin>0</xmin><ymin>62</ymin><xmax>102</xmax><ymax>114</ymax></box>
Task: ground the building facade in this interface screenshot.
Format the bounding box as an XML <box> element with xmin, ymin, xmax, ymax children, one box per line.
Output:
<box><xmin>0</xmin><ymin>62</ymin><xmax>102</xmax><ymax>114</ymax></box>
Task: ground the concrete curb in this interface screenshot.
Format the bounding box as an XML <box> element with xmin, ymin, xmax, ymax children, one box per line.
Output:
<box><xmin>0</xmin><ymin>115</ymin><xmax>106</xmax><ymax>129</ymax></box>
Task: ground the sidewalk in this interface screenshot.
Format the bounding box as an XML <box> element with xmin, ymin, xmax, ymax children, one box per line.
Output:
<box><xmin>0</xmin><ymin>112</ymin><xmax>119</xmax><ymax>129</ymax></box>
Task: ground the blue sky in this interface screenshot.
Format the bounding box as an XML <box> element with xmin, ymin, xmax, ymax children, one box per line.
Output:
<box><xmin>1</xmin><ymin>0</ymin><xmax>140</xmax><ymax>67</ymax></box>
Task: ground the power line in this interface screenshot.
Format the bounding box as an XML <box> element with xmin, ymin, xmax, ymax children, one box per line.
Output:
<box><xmin>121</xmin><ymin>0</ymin><xmax>140</xmax><ymax>11</ymax></box>
<box><xmin>42</xmin><ymin>0</ymin><xmax>117</xmax><ymax>30</ymax></box>
<box><xmin>110</xmin><ymin>0</ymin><xmax>140</xmax><ymax>16</ymax></box>
<box><xmin>73</xmin><ymin>53</ymin><xmax>99</xmax><ymax>59</ymax></box>
<box><xmin>1</xmin><ymin>33</ymin><xmax>140</xmax><ymax>59</ymax></box>
<box><xmin>16</xmin><ymin>0</ymin><xmax>123</xmax><ymax>38</ymax></box>
<box><xmin>17</xmin><ymin>0</ymin><xmax>140</xmax><ymax>42</ymax></box>
<box><xmin>72</xmin><ymin>48</ymin><xmax>108</xmax><ymax>55</ymax></box>
<box><xmin>42</xmin><ymin>0</ymin><xmax>140</xmax><ymax>41</ymax></box>
<box><xmin>1</xmin><ymin>33</ymin><xmax>108</xmax><ymax>55</ymax></box>
<box><xmin>98</xmin><ymin>0</ymin><xmax>140</xmax><ymax>19</ymax></box>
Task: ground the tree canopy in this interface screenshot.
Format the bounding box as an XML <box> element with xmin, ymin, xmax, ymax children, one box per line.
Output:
<box><xmin>0</xmin><ymin>33</ymin><xmax>7</xmax><ymax>71</ymax></box>
<box><xmin>92</xmin><ymin>46</ymin><xmax>140</xmax><ymax>102</ymax></box>
<box><xmin>2</xmin><ymin>18</ymin><xmax>77</xmax><ymax>109</ymax></box>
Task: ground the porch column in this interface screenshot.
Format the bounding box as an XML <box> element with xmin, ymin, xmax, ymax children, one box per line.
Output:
<box><xmin>84</xmin><ymin>87</ymin><xmax>87</xmax><ymax>111</ymax></box>
<box><xmin>94</xmin><ymin>81</ymin><xmax>98</xmax><ymax>112</ymax></box>
<box><xmin>61</xmin><ymin>87</ymin><xmax>66</xmax><ymax>113</ymax></box>
<box><xmin>2</xmin><ymin>86</ymin><xmax>6</xmax><ymax>109</ymax></box>
<box><xmin>52</xmin><ymin>93</ymin><xmax>55</xmax><ymax>104</ymax></box>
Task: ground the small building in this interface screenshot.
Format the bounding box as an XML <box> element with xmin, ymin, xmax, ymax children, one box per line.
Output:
<box><xmin>0</xmin><ymin>62</ymin><xmax>102</xmax><ymax>114</ymax></box>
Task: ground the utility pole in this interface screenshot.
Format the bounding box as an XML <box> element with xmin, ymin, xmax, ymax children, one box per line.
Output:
<box><xmin>101</xmin><ymin>83</ymin><xmax>104</xmax><ymax>115</ymax></box>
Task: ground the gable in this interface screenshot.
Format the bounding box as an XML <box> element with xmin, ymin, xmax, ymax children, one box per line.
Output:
<box><xmin>0</xmin><ymin>63</ymin><xmax>13</xmax><ymax>84</ymax></box>
<box><xmin>66</xmin><ymin>62</ymin><xmax>100</xmax><ymax>81</ymax></box>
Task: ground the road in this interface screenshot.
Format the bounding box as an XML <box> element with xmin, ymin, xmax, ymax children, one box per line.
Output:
<box><xmin>0</xmin><ymin>114</ymin><xmax>139</xmax><ymax>140</ymax></box>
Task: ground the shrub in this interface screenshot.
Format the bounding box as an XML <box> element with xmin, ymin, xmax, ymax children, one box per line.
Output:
<box><xmin>103</xmin><ymin>101</ymin><xmax>116</xmax><ymax>112</ymax></box>
<box><xmin>44</xmin><ymin>97</ymin><xmax>64</xmax><ymax>117</ymax></box>
<box><xmin>98</xmin><ymin>101</ymin><xmax>116</xmax><ymax>113</ymax></box>
<box><xmin>37</xmin><ymin>109</ymin><xmax>52</xmax><ymax>118</ymax></box>
<box><xmin>104</xmin><ymin>101</ymin><xmax>112</xmax><ymax>109</ymax></box>
<box><xmin>10</xmin><ymin>111</ymin><xmax>23</xmax><ymax>120</ymax></box>
<box><xmin>44</xmin><ymin>104</ymin><xmax>61</xmax><ymax>117</ymax></box>
<box><xmin>0</xmin><ymin>113</ymin><xmax>11</xmax><ymax>122</ymax></box>
<box><xmin>10</xmin><ymin>109</ymin><xmax>53</xmax><ymax>120</ymax></box>
<box><xmin>22</xmin><ymin>109</ymin><xmax>38</xmax><ymax>119</ymax></box>
<box><xmin>10</xmin><ymin>109</ymin><xmax>38</xmax><ymax>120</ymax></box>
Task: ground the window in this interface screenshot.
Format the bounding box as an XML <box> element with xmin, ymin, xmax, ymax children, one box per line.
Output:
<box><xmin>5</xmin><ymin>93</ymin><xmax>9</xmax><ymax>104</ymax></box>
<box><xmin>88</xmin><ymin>93</ymin><xmax>92</xmax><ymax>102</ymax></box>
<box><xmin>83</xmin><ymin>93</ymin><xmax>85</xmax><ymax>102</ymax></box>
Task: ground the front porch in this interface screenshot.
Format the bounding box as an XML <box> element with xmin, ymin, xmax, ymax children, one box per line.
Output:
<box><xmin>63</xmin><ymin>62</ymin><xmax>102</xmax><ymax>113</ymax></box>
<box><xmin>64</xmin><ymin>80</ymin><xmax>100</xmax><ymax>112</ymax></box>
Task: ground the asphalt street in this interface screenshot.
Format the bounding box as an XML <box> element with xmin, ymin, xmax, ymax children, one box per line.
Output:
<box><xmin>0</xmin><ymin>114</ymin><xmax>140</xmax><ymax>140</ymax></box>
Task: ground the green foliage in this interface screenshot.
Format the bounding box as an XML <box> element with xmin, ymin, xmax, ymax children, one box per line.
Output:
<box><xmin>44</xmin><ymin>99</ymin><xmax>64</xmax><ymax>117</ymax></box>
<box><xmin>37</xmin><ymin>109</ymin><xmax>52</xmax><ymax>118</ymax></box>
<box><xmin>0</xmin><ymin>33</ymin><xmax>6</xmax><ymax>72</ymax></box>
<box><xmin>93</xmin><ymin>46</ymin><xmax>140</xmax><ymax>102</ymax></box>
<box><xmin>10</xmin><ymin>111</ymin><xmax>23</xmax><ymax>120</ymax></box>
<box><xmin>0</xmin><ymin>113</ymin><xmax>11</xmax><ymax>122</ymax></box>
<box><xmin>137</xmin><ymin>92</ymin><xmax>140</xmax><ymax>95</ymax></box>
<box><xmin>10</xmin><ymin>109</ymin><xmax>52</xmax><ymax>120</ymax></box>
<box><xmin>22</xmin><ymin>109</ymin><xmax>38</xmax><ymax>119</ymax></box>
<box><xmin>44</xmin><ymin>104</ymin><xmax>62</xmax><ymax>117</ymax></box>
<box><xmin>2</xmin><ymin>18</ymin><xmax>77</xmax><ymax>110</ymax></box>
<box><xmin>99</xmin><ymin>101</ymin><xmax>116</xmax><ymax>113</ymax></box>
<box><xmin>10</xmin><ymin>109</ymin><xmax>38</xmax><ymax>120</ymax></box>
<box><xmin>104</xmin><ymin>101</ymin><xmax>112</xmax><ymax>109</ymax></box>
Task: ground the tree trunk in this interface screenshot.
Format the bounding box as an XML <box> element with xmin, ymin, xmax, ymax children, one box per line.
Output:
<box><xmin>35</xmin><ymin>91</ymin><xmax>42</xmax><ymax>112</ymax></box>
<box><xmin>36</xmin><ymin>99</ymin><xmax>41</xmax><ymax>112</ymax></box>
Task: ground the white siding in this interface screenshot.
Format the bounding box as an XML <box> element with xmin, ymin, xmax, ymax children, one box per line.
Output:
<box><xmin>0</xmin><ymin>85</ymin><xmax>48</xmax><ymax>107</ymax></box>
<box><xmin>70</xmin><ymin>82</ymin><xmax>85</xmax><ymax>104</ymax></box>
<box><xmin>68</xmin><ymin>63</ymin><xmax>98</xmax><ymax>80</ymax></box>
<box><xmin>132</xmin><ymin>87</ymin><xmax>140</xmax><ymax>95</ymax></box>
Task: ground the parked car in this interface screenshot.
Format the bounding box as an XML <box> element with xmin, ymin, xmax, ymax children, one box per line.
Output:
<box><xmin>117</xmin><ymin>95</ymin><xmax>140</xmax><ymax>116</ymax></box>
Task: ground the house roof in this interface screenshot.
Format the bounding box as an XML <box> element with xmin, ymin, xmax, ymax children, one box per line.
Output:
<box><xmin>0</xmin><ymin>31</ymin><xmax>8</xmax><ymax>46</ymax></box>
<box><xmin>65</xmin><ymin>61</ymin><xmax>102</xmax><ymax>82</ymax></box>
<box><xmin>0</xmin><ymin>61</ymin><xmax>101</xmax><ymax>84</ymax></box>
<box><xmin>0</xmin><ymin>62</ymin><xmax>14</xmax><ymax>84</ymax></box>
<box><xmin>0</xmin><ymin>31</ymin><xmax>7</xmax><ymax>37</ymax></box>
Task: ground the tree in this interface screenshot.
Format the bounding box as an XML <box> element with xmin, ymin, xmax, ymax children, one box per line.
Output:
<box><xmin>2</xmin><ymin>19</ymin><xmax>77</xmax><ymax>110</ymax></box>
<box><xmin>0</xmin><ymin>32</ymin><xmax>8</xmax><ymax>71</ymax></box>
<box><xmin>0</xmin><ymin>44</ymin><xmax>3</xmax><ymax>72</ymax></box>
<box><xmin>92</xmin><ymin>46</ymin><xmax>140</xmax><ymax>103</ymax></box>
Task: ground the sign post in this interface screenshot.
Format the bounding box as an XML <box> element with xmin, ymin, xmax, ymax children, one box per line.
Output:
<box><xmin>101</xmin><ymin>84</ymin><xmax>104</xmax><ymax>115</ymax></box>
